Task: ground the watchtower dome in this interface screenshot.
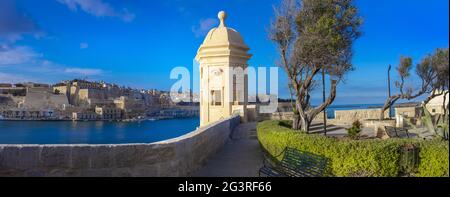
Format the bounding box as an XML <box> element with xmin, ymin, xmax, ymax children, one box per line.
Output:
<box><xmin>195</xmin><ymin>11</ymin><xmax>252</xmax><ymax>127</ymax></box>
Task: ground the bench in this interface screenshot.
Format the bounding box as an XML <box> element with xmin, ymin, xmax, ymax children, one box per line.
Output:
<box><xmin>259</xmin><ymin>147</ymin><xmax>329</xmax><ymax>177</ymax></box>
<box><xmin>385</xmin><ymin>126</ymin><xmax>410</xmax><ymax>138</ymax></box>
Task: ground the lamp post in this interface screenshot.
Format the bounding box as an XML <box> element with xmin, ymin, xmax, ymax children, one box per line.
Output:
<box><xmin>322</xmin><ymin>68</ymin><xmax>327</xmax><ymax>136</ymax></box>
<box><xmin>388</xmin><ymin>65</ymin><xmax>392</xmax><ymax>118</ymax></box>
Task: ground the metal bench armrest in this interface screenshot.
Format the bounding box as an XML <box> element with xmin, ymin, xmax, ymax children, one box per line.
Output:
<box><xmin>262</xmin><ymin>147</ymin><xmax>286</xmax><ymax>167</ymax></box>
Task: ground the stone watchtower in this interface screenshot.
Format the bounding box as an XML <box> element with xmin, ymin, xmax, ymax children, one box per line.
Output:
<box><xmin>195</xmin><ymin>11</ymin><xmax>252</xmax><ymax>127</ymax></box>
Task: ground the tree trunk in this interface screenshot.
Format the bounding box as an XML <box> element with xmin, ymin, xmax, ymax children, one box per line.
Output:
<box><xmin>300</xmin><ymin>115</ymin><xmax>310</xmax><ymax>133</ymax></box>
<box><xmin>443</xmin><ymin>92</ymin><xmax>448</xmax><ymax>122</ymax></box>
<box><xmin>306</xmin><ymin>80</ymin><xmax>337</xmax><ymax>121</ymax></box>
<box><xmin>292</xmin><ymin>98</ymin><xmax>305</xmax><ymax>130</ymax></box>
<box><xmin>292</xmin><ymin>113</ymin><xmax>301</xmax><ymax>130</ymax></box>
<box><xmin>380</xmin><ymin>96</ymin><xmax>400</xmax><ymax>120</ymax></box>
<box><xmin>379</xmin><ymin>106</ymin><xmax>388</xmax><ymax>120</ymax></box>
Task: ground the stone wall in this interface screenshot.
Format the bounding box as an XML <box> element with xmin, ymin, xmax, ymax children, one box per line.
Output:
<box><xmin>23</xmin><ymin>88</ymin><xmax>69</xmax><ymax>110</ymax></box>
<box><xmin>0</xmin><ymin>116</ymin><xmax>240</xmax><ymax>177</ymax></box>
<box><xmin>263</xmin><ymin>112</ymin><xmax>294</xmax><ymax>121</ymax></box>
<box><xmin>259</xmin><ymin>111</ymin><xmax>326</xmax><ymax>122</ymax></box>
<box><xmin>334</xmin><ymin>108</ymin><xmax>389</xmax><ymax>124</ymax></box>
<box><xmin>257</xmin><ymin>108</ymin><xmax>390</xmax><ymax>126</ymax></box>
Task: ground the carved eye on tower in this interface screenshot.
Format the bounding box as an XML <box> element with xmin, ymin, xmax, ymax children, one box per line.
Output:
<box><xmin>211</xmin><ymin>68</ymin><xmax>223</xmax><ymax>76</ymax></box>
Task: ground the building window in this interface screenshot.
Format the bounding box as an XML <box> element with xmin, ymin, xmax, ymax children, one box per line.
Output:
<box><xmin>432</xmin><ymin>109</ymin><xmax>436</xmax><ymax>113</ymax></box>
<box><xmin>211</xmin><ymin>90</ymin><xmax>222</xmax><ymax>106</ymax></box>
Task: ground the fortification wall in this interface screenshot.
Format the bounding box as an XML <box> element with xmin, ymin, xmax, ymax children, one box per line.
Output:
<box><xmin>23</xmin><ymin>90</ymin><xmax>68</xmax><ymax>110</ymax></box>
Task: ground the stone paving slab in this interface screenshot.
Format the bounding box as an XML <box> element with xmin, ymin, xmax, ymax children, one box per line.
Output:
<box><xmin>309</xmin><ymin>121</ymin><xmax>350</xmax><ymax>137</ymax></box>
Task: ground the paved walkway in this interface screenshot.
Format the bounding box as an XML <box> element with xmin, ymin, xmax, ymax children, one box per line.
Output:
<box><xmin>192</xmin><ymin>121</ymin><xmax>376</xmax><ymax>177</ymax></box>
<box><xmin>193</xmin><ymin>122</ymin><xmax>264</xmax><ymax>177</ymax></box>
<box><xmin>309</xmin><ymin>121</ymin><xmax>349</xmax><ymax>137</ymax></box>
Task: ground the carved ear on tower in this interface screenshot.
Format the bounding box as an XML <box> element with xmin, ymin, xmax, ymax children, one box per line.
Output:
<box><xmin>211</xmin><ymin>68</ymin><xmax>223</xmax><ymax>76</ymax></box>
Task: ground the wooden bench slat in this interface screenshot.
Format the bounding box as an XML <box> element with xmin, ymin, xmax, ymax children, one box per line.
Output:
<box><xmin>259</xmin><ymin>147</ymin><xmax>329</xmax><ymax>177</ymax></box>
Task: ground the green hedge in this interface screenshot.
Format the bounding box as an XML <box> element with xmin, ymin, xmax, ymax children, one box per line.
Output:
<box><xmin>257</xmin><ymin>120</ymin><xmax>449</xmax><ymax>177</ymax></box>
<box><xmin>418</xmin><ymin>140</ymin><xmax>449</xmax><ymax>177</ymax></box>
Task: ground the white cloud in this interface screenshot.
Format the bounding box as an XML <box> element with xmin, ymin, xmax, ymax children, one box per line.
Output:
<box><xmin>192</xmin><ymin>18</ymin><xmax>217</xmax><ymax>37</ymax></box>
<box><xmin>0</xmin><ymin>72</ymin><xmax>29</xmax><ymax>83</ymax></box>
<box><xmin>0</xmin><ymin>45</ymin><xmax>42</xmax><ymax>66</ymax></box>
<box><xmin>0</xmin><ymin>44</ymin><xmax>104</xmax><ymax>83</ymax></box>
<box><xmin>57</xmin><ymin>0</ymin><xmax>135</xmax><ymax>22</ymax></box>
<box><xmin>64</xmin><ymin>68</ymin><xmax>103</xmax><ymax>76</ymax></box>
<box><xmin>80</xmin><ymin>42</ymin><xmax>89</xmax><ymax>49</ymax></box>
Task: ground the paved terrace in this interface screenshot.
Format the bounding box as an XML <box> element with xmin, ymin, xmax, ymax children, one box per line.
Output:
<box><xmin>193</xmin><ymin>121</ymin><xmax>370</xmax><ymax>177</ymax></box>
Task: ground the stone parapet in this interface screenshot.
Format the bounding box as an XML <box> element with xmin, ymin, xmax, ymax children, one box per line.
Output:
<box><xmin>0</xmin><ymin>116</ymin><xmax>240</xmax><ymax>177</ymax></box>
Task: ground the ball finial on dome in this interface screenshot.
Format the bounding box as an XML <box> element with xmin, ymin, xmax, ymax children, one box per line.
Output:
<box><xmin>218</xmin><ymin>11</ymin><xmax>227</xmax><ymax>27</ymax></box>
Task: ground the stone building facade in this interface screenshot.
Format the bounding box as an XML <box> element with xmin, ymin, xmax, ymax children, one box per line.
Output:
<box><xmin>95</xmin><ymin>106</ymin><xmax>122</xmax><ymax>120</ymax></box>
<box><xmin>425</xmin><ymin>90</ymin><xmax>449</xmax><ymax>115</ymax></box>
<box><xmin>72</xmin><ymin>111</ymin><xmax>97</xmax><ymax>120</ymax></box>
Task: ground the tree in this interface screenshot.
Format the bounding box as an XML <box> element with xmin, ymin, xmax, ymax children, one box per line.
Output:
<box><xmin>423</xmin><ymin>48</ymin><xmax>449</xmax><ymax>126</ymax></box>
<box><xmin>420</xmin><ymin>48</ymin><xmax>449</xmax><ymax>107</ymax></box>
<box><xmin>270</xmin><ymin>0</ymin><xmax>362</xmax><ymax>131</ymax></box>
<box><xmin>379</xmin><ymin>48</ymin><xmax>449</xmax><ymax>120</ymax></box>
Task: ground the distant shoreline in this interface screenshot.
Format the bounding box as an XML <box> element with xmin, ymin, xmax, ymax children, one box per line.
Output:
<box><xmin>0</xmin><ymin>116</ymin><xmax>199</xmax><ymax>122</ymax></box>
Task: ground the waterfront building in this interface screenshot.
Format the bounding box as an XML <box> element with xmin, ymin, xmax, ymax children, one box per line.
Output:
<box><xmin>72</xmin><ymin>111</ymin><xmax>97</xmax><ymax>120</ymax></box>
<box><xmin>71</xmin><ymin>79</ymin><xmax>104</xmax><ymax>89</ymax></box>
<box><xmin>0</xmin><ymin>83</ymin><xmax>12</xmax><ymax>88</ymax></box>
<box><xmin>195</xmin><ymin>11</ymin><xmax>251</xmax><ymax>127</ymax></box>
<box><xmin>22</xmin><ymin>82</ymin><xmax>50</xmax><ymax>88</ymax></box>
<box><xmin>95</xmin><ymin>105</ymin><xmax>122</xmax><ymax>120</ymax></box>
<box><xmin>113</xmin><ymin>96</ymin><xmax>145</xmax><ymax>119</ymax></box>
<box><xmin>0</xmin><ymin>85</ymin><xmax>27</xmax><ymax>96</ymax></box>
<box><xmin>157</xmin><ymin>107</ymin><xmax>200</xmax><ymax>119</ymax></box>
<box><xmin>53</xmin><ymin>79</ymin><xmax>121</xmax><ymax>107</ymax></box>
<box><xmin>1</xmin><ymin>109</ymin><xmax>55</xmax><ymax>119</ymax></box>
<box><xmin>2</xmin><ymin>78</ymin><xmax>186</xmax><ymax>120</ymax></box>
<box><xmin>52</xmin><ymin>82</ymin><xmax>69</xmax><ymax>95</ymax></box>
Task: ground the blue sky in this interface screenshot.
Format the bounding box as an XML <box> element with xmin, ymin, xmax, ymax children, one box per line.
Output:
<box><xmin>0</xmin><ymin>0</ymin><xmax>448</xmax><ymax>105</ymax></box>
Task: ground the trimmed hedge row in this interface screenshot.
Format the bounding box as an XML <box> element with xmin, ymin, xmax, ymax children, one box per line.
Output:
<box><xmin>417</xmin><ymin>140</ymin><xmax>449</xmax><ymax>177</ymax></box>
<box><xmin>257</xmin><ymin>120</ymin><xmax>449</xmax><ymax>177</ymax></box>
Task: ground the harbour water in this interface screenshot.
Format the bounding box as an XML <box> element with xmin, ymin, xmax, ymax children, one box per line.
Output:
<box><xmin>0</xmin><ymin>104</ymin><xmax>393</xmax><ymax>144</ymax></box>
<box><xmin>0</xmin><ymin>118</ymin><xmax>199</xmax><ymax>144</ymax></box>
